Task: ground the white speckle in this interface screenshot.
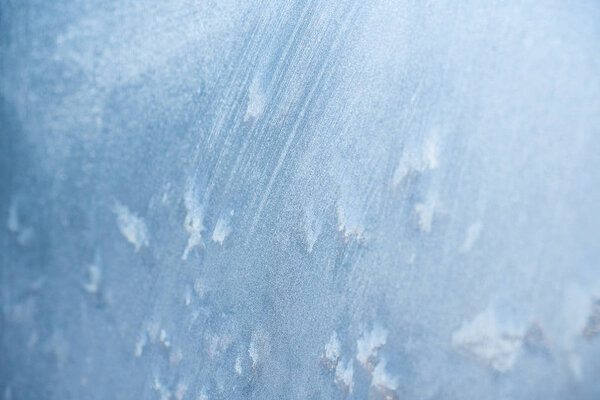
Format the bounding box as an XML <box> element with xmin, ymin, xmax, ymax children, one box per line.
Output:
<box><xmin>82</xmin><ymin>264</ymin><xmax>102</xmax><ymax>294</ymax></box>
<box><xmin>414</xmin><ymin>199</ymin><xmax>442</xmax><ymax>233</ymax></box>
<box><xmin>371</xmin><ymin>358</ymin><xmax>399</xmax><ymax>391</ymax></box>
<box><xmin>113</xmin><ymin>202</ymin><xmax>149</xmax><ymax>252</ymax></box>
<box><xmin>197</xmin><ymin>389</ymin><xmax>209</xmax><ymax>400</ymax></box>
<box><xmin>304</xmin><ymin>202</ymin><xmax>323</xmax><ymax>253</ymax></box>
<box><xmin>249</xmin><ymin>330</ymin><xmax>271</xmax><ymax>370</ymax></box>
<box><xmin>185</xmin><ymin>289</ymin><xmax>191</xmax><ymax>307</ymax></box>
<box><xmin>452</xmin><ymin>307</ymin><xmax>523</xmax><ymax>372</ymax></box>
<box><xmin>160</xmin><ymin>329</ymin><xmax>171</xmax><ymax>348</ymax></box>
<box><xmin>423</xmin><ymin>133</ymin><xmax>440</xmax><ymax>170</ymax></box>
<box><xmin>170</xmin><ymin>347</ymin><xmax>183</xmax><ymax>367</ymax></box>
<box><xmin>182</xmin><ymin>183</ymin><xmax>205</xmax><ymax>260</ymax></box>
<box><xmin>7</xmin><ymin>197</ymin><xmax>18</xmax><ymax>232</ymax></box>
<box><xmin>134</xmin><ymin>332</ymin><xmax>147</xmax><ymax>357</ymax></box>
<box><xmin>4</xmin><ymin>385</ymin><xmax>11</xmax><ymax>400</ymax></box>
<box><xmin>193</xmin><ymin>279</ymin><xmax>206</xmax><ymax>298</ymax></box>
<box><xmin>244</xmin><ymin>76</ymin><xmax>265</xmax><ymax>121</ymax></box>
<box><xmin>211</xmin><ymin>216</ymin><xmax>230</xmax><ymax>245</ymax></box>
<box><xmin>146</xmin><ymin>321</ymin><xmax>160</xmax><ymax>343</ymax></box>
<box><xmin>337</xmin><ymin>206</ymin><xmax>365</xmax><ymax>243</ymax></box>
<box><xmin>568</xmin><ymin>353</ymin><xmax>583</xmax><ymax>380</ymax></box>
<box><xmin>323</xmin><ymin>332</ymin><xmax>341</xmax><ymax>369</ymax></box>
<box><xmin>235</xmin><ymin>356</ymin><xmax>243</xmax><ymax>375</ymax></box>
<box><xmin>460</xmin><ymin>221</ymin><xmax>483</xmax><ymax>253</ymax></box>
<box><xmin>408</xmin><ymin>253</ymin><xmax>416</xmax><ymax>264</ymax></box>
<box><xmin>356</xmin><ymin>326</ymin><xmax>388</xmax><ymax>368</ymax></box>
<box><xmin>334</xmin><ymin>359</ymin><xmax>354</xmax><ymax>393</ymax></box>
<box><xmin>208</xmin><ymin>334</ymin><xmax>232</xmax><ymax>358</ymax></box>
<box><xmin>174</xmin><ymin>382</ymin><xmax>188</xmax><ymax>400</ymax></box>
<box><xmin>393</xmin><ymin>133</ymin><xmax>440</xmax><ymax>185</ymax></box>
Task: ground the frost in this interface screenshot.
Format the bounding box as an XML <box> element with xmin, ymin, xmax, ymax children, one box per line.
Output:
<box><xmin>244</xmin><ymin>76</ymin><xmax>266</xmax><ymax>121</ymax></box>
<box><xmin>393</xmin><ymin>133</ymin><xmax>440</xmax><ymax>185</ymax></box>
<box><xmin>235</xmin><ymin>356</ymin><xmax>243</xmax><ymax>375</ymax></box>
<box><xmin>452</xmin><ymin>307</ymin><xmax>523</xmax><ymax>372</ymax></box>
<box><xmin>414</xmin><ymin>198</ymin><xmax>443</xmax><ymax>233</ymax></box>
<box><xmin>211</xmin><ymin>216</ymin><xmax>230</xmax><ymax>245</ymax></box>
<box><xmin>174</xmin><ymin>382</ymin><xmax>187</xmax><ymax>400</ymax></box>
<box><xmin>113</xmin><ymin>202</ymin><xmax>149</xmax><ymax>252</ymax></box>
<box><xmin>334</xmin><ymin>359</ymin><xmax>354</xmax><ymax>393</ymax></box>
<box><xmin>83</xmin><ymin>262</ymin><xmax>102</xmax><ymax>294</ymax></box>
<box><xmin>459</xmin><ymin>221</ymin><xmax>483</xmax><ymax>253</ymax></box>
<box><xmin>356</xmin><ymin>326</ymin><xmax>388</xmax><ymax>368</ymax></box>
<box><xmin>170</xmin><ymin>347</ymin><xmax>183</xmax><ymax>367</ymax></box>
<box><xmin>323</xmin><ymin>331</ymin><xmax>341</xmax><ymax>369</ymax></box>
<box><xmin>182</xmin><ymin>183</ymin><xmax>205</xmax><ymax>260</ymax></box>
<box><xmin>7</xmin><ymin>197</ymin><xmax>19</xmax><ymax>232</ymax></box>
<box><xmin>371</xmin><ymin>358</ymin><xmax>399</xmax><ymax>391</ymax></box>
<box><xmin>249</xmin><ymin>330</ymin><xmax>271</xmax><ymax>370</ymax></box>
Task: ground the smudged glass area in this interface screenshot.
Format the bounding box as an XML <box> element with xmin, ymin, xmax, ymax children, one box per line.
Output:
<box><xmin>1</xmin><ymin>1</ymin><xmax>600</xmax><ymax>399</ymax></box>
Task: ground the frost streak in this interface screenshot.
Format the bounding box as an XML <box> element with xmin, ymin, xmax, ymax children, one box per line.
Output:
<box><xmin>113</xmin><ymin>202</ymin><xmax>149</xmax><ymax>251</ymax></box>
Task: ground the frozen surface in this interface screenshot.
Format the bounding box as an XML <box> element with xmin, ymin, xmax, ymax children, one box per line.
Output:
<box><xmin>1</xmin><ymin>0</ymin><xmax>600</xmax><ymax>399</ymax></box>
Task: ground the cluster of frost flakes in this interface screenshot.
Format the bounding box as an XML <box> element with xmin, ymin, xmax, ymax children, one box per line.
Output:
<box><xmin>355</xmin><ymin>325</ymin><xmax>399</xmax><ymax>394</ymax></box>
<box><xmin>321</xmin><ymin>331</ymin><xmax>354</xmax><ymax>393</ymax></box>
<box><xmin>371</xmin><ymin>358</ymin><xmax>399</xmax><ymax>391</ymax></box>
<box><xmin>459</xmin><ymin>221</ymin><xmax>483</xmax><ymax>253</ymax></box>
<box><xmin>336</xmin><ymin>205</ymin><xmax>365</xmax><ymax>243</ymax></box>
<box><xmin>335</xmin><ymin>359</ymin><xmax>354</xmax><ymax>393</ymax></box>
<box><xmin>248</xmin><ymin>330</ymin><xmax>271</xmax><ymax>371</ymax></box>
<box><xmin>304</xmin><ymin>202</ymin><xmax>323</xmax><ymax>253</ymax></box>
<box><xmin>323</xmin><ymin>331</ymin><xmax>341</xmax><ymax>369</ymax></box>
<box><xmin>234</xmin><ymin>356</ymin><xmax>243</xmax><ymax>375</ymax></box>
<box><xmin>452</xmin><ymin>307</ymin><xmax>524</xmax><ymax>373</ymax></box>
<box><xmin>414</xmin><ymin>197</ymin><xmax>443</xmax><ymax>233</ymax></box>
<box><xmin>82</xmin><ymin>264</ymin><xmax>102</xmax><ymax>294</ymax></box>
<box><xmin>244</xmin><ymin>76</ymin><xmax>265</xmax><ymax>121</ymax></box>
<box><xmin>6</xmin><ymin>196</ymin><xmax>35</xmax><ymax>246</ymax></box>
<box><xmin>182</xmin><ymin>183</ymin><xmax>205</xmax><ymax>260</ymax></box>
<box><xmin>169</xmin><ymin>347</ymin><xmax>183</xmax><ymax>367</ymax></box>
<box><xmin>113</xmin><ymin>201</ymin><xmax>149</xmax><ymax>251</ymax></box>
<box><xmin>211</xmin><ymin>212</ymin><xmax>232</xmax><ymax>245</ymax></box>
<box><xmin>356</xmin><ymin>326</ymin><xmax>388</xmax><ymax>368</ymax></box>
<box><xmin>393</xmin><ymin>133</ymin><xmax>440</xmax><ymax>185</ymax></box>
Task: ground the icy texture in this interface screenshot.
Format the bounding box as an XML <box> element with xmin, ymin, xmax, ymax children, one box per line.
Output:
<box><xmin>1</xmin><ymin>1</ymin><xmax>600</xmax><ymax>399</ymax></box>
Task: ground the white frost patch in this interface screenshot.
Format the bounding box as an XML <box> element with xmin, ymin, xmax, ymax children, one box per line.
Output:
<box><xmin>170</xmin><ymin>347</ymin><xmax>183</xmax><ymax>367</ymax></box>
<box><xmin>7</xmin><ymin>197</ymin><xmax>19</xmax><ymax>232</ymax></box>
<box><xmin>460</xmin><ymin>221</ymin><xmax>483</xmax><ymax>253</ymax></box>
<box><xmin>83</xmin><ymin>264</ymin><xmax>102</xmax><ymax>294</ymax></box>
<box><xmin>197</xmin><ymin>389</ymin><xmax>209</xmax><ymax>400</ymax></box>
<box><xmin>304</xmin><ymin>201</ymin><xmax>323</xmax><ymax>253</ymax></box>
<box><xmin>249</xmin><ymin>330</ymin><xmax>271</xmax><ymax>370</ymax></box>
<box><xmin>160</xmin><ymin>329</ymin><xmax>171</xmax><ymax>348</ymax></box>
<box><xmin>174</xmin><ymin>382</ymin><xmax>187</xmax><ymax>400</ymax></box>
<box><xmin>323</xmin><ymin>332</ymin><xmax>341</xmax><ymax>369</ymax></box>
<box><xmin>334</xmin><ymin>359</ymin><xmax>354</xmax><ymax>393</ymax></box>
<box><xmin>414</xmin><ymin>199</ymin><xmax>442</xmax><ymax>233</ymax></box>
<box><xmin>182</xmin><ymin>183</ymin><xmax>205</xmax><ymax>260</ymax></box>
<box><xmin>235</xmin><ymin>356</ymin><xmax>243</xmax><ymax>375</ymax></box>
<box><xmin>208</xmin><ymin>334</ymin><xmax>232</xmax><ymax>358</ymax></box>
<box><xmin>211</xmin><ymin>216</ymin><xmax>231</xmax><ymax>245</ymax></box>
<box><xmin>113</xmin><ymin>202</ymin><xmax>149</xmax><ymax>251</ymax></box>
<box><xmin>393</xmin><ymin>133</ymin><xmax>440</xmax><ymax>185</ymax></box>
<box><xmin>244</xmin><ymin>76</ymin><xmax>266</xmax><ymax>121</ymax></box>
<box><xmin>134</xmin><ymin>332</ymin><xmax>147</xmax><ymax>357</ymax></box>
<box><xmin>337</xmin><ymin>206</ymin><xmax>365</xmax><ymax>243</ymax></box>
<box><xmin>371</xmin><ymin>358</ymin><xmax>399</xmax><ymax>391</ymax></box>
<box><xmin>356</xmin><ymin>326</ymin><xmax>388</xmax><ymax>368</ymax></box>
<box><xmin>193</xmin><ymin>279</ymin><xmax>206</xmax><ymax>299</ymax></box>
<box><xmin>452</xmin><ymin>307</ymin><xmax>523</xmax><ymax>372</ymax></box>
